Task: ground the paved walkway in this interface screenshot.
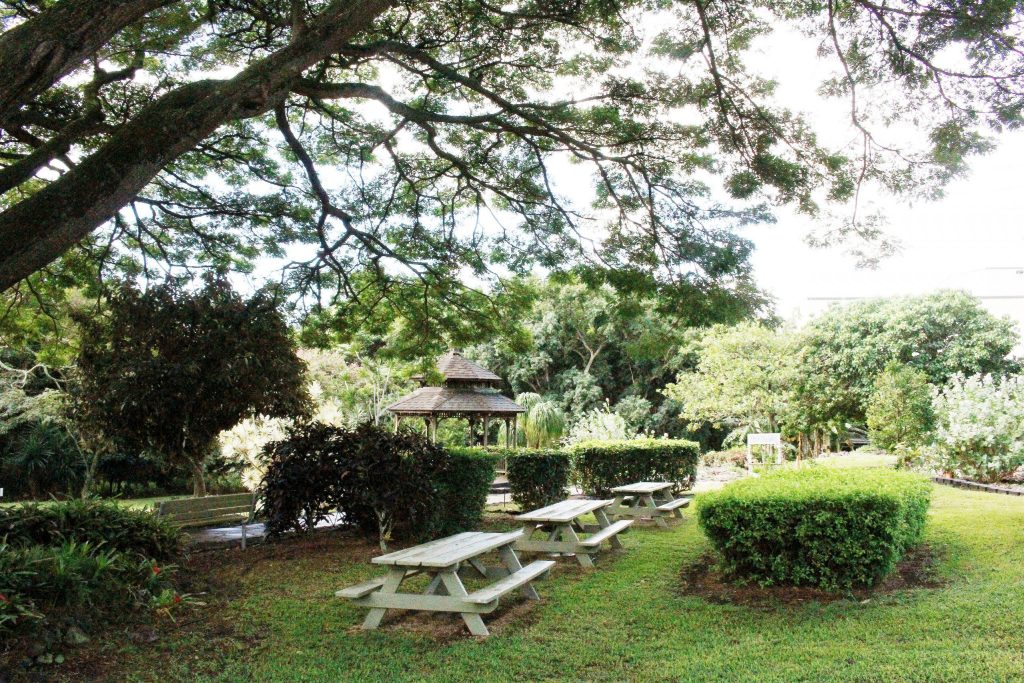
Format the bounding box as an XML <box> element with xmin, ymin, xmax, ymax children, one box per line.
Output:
<box><xmin>189</xmin><ymin>512</ymin><xmax>345</xmax><ymax>549</ymax></box>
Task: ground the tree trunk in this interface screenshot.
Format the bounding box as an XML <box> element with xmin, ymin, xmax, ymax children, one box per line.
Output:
<box><xmin>80</xmin><ymin>449</ymin><xmax>101</xmax><ymax>500</ymax></box>
<box><xmin>0</xmin><ymin>0</ymin><xmax>177</xmax><ymax>125</ymax></box>
<box><xmin>191</xmin><ymin>460</ymin><xmax>207</xmax><ymax>497</ymax></box>
<box><xmin>0</xmin><ymin>0</ymin><xmax>397</xmax><ymax>291</ymax></box>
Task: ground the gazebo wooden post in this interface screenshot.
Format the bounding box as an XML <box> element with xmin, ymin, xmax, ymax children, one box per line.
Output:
<box><xmin>394</xmin><ymin>415</ymin><xmax>402</xmax><ymax>433</ymax></box>
<box><xmin>429</xmin><ymin>415</ymin><xmax>438</xmax><ymax>443</ymax></box>
<box><xmin>483</xmin><ymin>415</ymin><xmax>490</xmax><ymax>447</ymax></box>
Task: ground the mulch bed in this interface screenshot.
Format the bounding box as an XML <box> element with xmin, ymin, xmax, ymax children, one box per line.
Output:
<box><xmin>677</xmin><ymin>545</ymin><xmax>945</xmax><ymax>608</ymax></box>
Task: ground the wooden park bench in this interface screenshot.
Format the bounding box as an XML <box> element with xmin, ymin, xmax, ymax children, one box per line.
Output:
<box><xmin>155</xmin><ymin>492</ymin><xmax>257</xmax><ymax>548</ymax></box>
<box><xmin>337</xmin><ymin>530</ymin><xmax>553</xmax><ymax>637</ymax></box>
<box><xmin>607</xmin><ymin>482</ymin><xmax>693</xmax><ymax>528</ymax></box>
<box><xmin>515</xmin><ymin>498</ymin><xmax>633</xmax><ymax>568</ymax></box>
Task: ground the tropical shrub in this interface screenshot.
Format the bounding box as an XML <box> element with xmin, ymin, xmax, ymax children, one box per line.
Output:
<box><xmin>565</xmin><ymin>405</ymin><xmax>636</xmax><ymax>445</ymax></box>
<box><xmin>931</xmin><ymin>373</ymin><xmax>1024</xmax><ymax>483</ymax></box>
<box><xmin>573</xmin><ymin>438</ymin><xmax>700</xmax><ymax>496</ymax></box>
<box><xmin>505</xmin><ymin>449</ymin><xmax>572</xmax><ymax>511</ymax></box>
<box><xmin>75</xmin><ymin>277</ymin><xmax>311</xmax><ymax>496</ymax></box>
<box><xmin>260</xmin><ymin>423</ymin><xmax>493</xmax><ymax>547</ymax></box>
<box><xmin>524</xmin><ymin>400</ymin><xmax>566</xmax><ymax>448</ymax></box>
<box><xmin>1</xmin><ymin>420</ymin><xmax>83</xmax><ymax>499</ymax></box>
<box><xmin>697</xmin><ymin>468</ymin><xmax>932</xmax><ymax>590</ymax></box>
<box><xmin>0</xmin><ymin>500</ymin><xmax>184</xmax><ymax>561</ymax></box>
<box><xmin>0</xmin><ymin>501</ymin><xmax>186</xmax><ymax>639</ymax></box>
<box><xmin>866</xmin><ymin>363</ymin><xmax>934</xmax><ymax>451</ymax></box>
<box><xmin>434</xmin><ymin>449</ymin><xmax>498</xmax><ymax>536</ymax></box>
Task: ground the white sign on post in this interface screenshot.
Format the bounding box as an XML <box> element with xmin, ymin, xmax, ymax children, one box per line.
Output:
<box><xmin>746</xmin><ymin>433</ymin><xmax>783</xmax><ymax>472</ymax></box>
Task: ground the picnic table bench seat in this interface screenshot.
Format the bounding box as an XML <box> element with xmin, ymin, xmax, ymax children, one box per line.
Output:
<box><xmin>338</xmin><ymin>530</ymin><xmax>551</xmax><ymax>637</ymax></box>
<box><xmin>656</xmin><ymin>496</ymin><xmax>693</xmax><ymax>512</ymax></box>
<box><xmin>608</xmin><ymin>482</ymin><xmax>691</xmax><ymax>528</ymax></box>
<box><xmin>576</xmin><ymin>519</ymin><xmax>633</xmax><ymax>548</ymax></box>
<box><xmin>464</xmin><ymin>560</ymin><xmax>555</xmax><ymax>604</ymax></box>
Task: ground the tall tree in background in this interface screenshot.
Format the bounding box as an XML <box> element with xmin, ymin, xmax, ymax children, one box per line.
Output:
<box><xmin>794</xmin><ymin>290</ymin><xmax>1018</xmax><ymax>429</ymax></box>
<box><xmin>665</xmin><ymin>322</ymin><xmax>797</xmax><ymax>444</ymax></box>
<box><xmin>471</xmin><ymin>276</ymin><xmax>764</xmax><ymax>437</ymax></box>
<box><xmin>2</xmin><ymin>1</ymin><xmax>1022</xmax><ymax>341</ymax></box>
<box><xmin>75</xmin><ymin>277</ymin><xmax>311</xmax><ymax>495</ymax></box>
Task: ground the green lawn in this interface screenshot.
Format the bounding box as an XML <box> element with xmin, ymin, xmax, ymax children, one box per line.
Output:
<box><xmin>47</xmin><ymin>477</ymin><xmax>1024</xmax><ymax>682</ymax></box>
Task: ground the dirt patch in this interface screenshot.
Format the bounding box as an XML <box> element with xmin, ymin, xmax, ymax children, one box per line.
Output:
<box><xmin>677</xmin><ymin>545</ymin><xmax>945</xmax><ymax>608</ymax></box>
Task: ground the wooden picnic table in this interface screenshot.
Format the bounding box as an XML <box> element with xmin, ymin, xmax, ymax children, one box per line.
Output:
<box><xmin>607</xmin><ymin>481</ymin><xmax>693</xmax><ymax>528</ymax></box>
<box><xmin>515</xmin><ymin>498</ymin><xmax>633</xmax><ymax>568</ymax></box>
<box><xmin>336</xmin><ymin>530</ymin><xmax>553</xmax><ymax>637</ymax></box>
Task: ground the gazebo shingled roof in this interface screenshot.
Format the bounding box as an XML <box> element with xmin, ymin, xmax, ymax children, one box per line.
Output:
<box><xmin>386</xmin><ymin>350</ymin><xmax>525</xmax><ymax>446</ymax></box>
<box><xmin>386</xmin><ymin>386</ymin><xmax>525</xmax><ymax>417</ymax></box>
<box><xmin>435</xmin><ymin>350</ymin><xmax>503</xmax><ymax>384</ymax></box>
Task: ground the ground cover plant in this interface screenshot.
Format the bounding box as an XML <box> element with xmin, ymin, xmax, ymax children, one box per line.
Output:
<box><xmin>697</xmin><ymin>468</ymin><xmax>932</xmax><ymax>590</ymax></box>
<box><xmin>0</xmin><ymin>500</ymin><xmax>186</xmax><ymax>666</ymax></box>
<box><xmin>5</xmin><ymin>467</ymin><xmax>1022</xmax><ymax>682</ymax></box>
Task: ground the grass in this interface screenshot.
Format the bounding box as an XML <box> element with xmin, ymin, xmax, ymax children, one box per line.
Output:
<box><xmin>19</xmin><ymin>467</ymin><xmax>1024</xmax><ymax>682</ymax></box>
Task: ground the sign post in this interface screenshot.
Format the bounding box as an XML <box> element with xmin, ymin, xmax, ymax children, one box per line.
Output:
<box><xmin>746</xmin><ymin>433</ymin><xmax>783</xmax><ymax>473</ymax></box>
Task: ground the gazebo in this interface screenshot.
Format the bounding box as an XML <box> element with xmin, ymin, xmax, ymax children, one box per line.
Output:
<box><xmin>386</xmin><ymin>350</ymin><xmax>525</xmax><ymax>445</ymax></box>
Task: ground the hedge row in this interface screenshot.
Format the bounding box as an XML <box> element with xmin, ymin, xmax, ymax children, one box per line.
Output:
<box><xmin>697</xmin><ymin>467</ymin><xmax>932</xmax><ymax>590</ymax></box>
<box><xmin>572</xmin><ymin>439</ymin><xmax>700</xmax><ymax>496</ymax></box>
<box><xmin>261</xmin><ymin>424</ymin><xmax>495</xmax><ymax>543</ymax></box>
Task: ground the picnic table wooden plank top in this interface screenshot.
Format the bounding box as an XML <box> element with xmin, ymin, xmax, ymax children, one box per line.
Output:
<box><xmin>515</xmin><ymin>498</ymin><xmax>613</xmax><ymax>523</ymax></box>
<box><xmin>611</xmin><ymin>481</ymin><xmax>674</xmax><ymax>494</ymax></box>
<box><xmin>372</xmin><ymin>531</ymin><xmax>524</xmax><ymax>568</ymax></box>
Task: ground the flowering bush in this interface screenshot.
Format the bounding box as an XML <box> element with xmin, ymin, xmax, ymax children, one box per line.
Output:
<box><xmin>565</xmin><ymin>405</ymin><xmax>636</xmax><ymax>446</ymax></box>
<box><xmin>218</xmin><ymin>383</ymin><xmax>348</xmax><ymax>490</ymax></box>
<box><xmin>931</xmin><ymin>373</ymin><xmax>1024</xmax><ymax>483</ymax></box>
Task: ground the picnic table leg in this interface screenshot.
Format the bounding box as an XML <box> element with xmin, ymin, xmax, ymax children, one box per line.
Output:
<box><xmin>425</xmin><ymin>573</ymin><xmax>448</xmax><ymax>596</ymax></box>
<box><xmin>361</xmin><ymin>567</ymin><xmax>407</xmax><ymax>630</ymax></box>
<box><xmin>642</xmin><ymin>494</ymin><xmax>669</xmax><ymax>528</ymax></box>
<box><xmin>608</xmin><ymin>494</ymin><xmax>625</xmax><ymax>519</ymax></box>
<box><xmin>437</xmin><ymin>570</ymin><xmax>489</xmax><ymax>637</ymax></box>
<box><xmin>593</xmin><ymin>507</ymin><xmax>624</xmax><ymax>550</ymax></box>
<box><xmin>468</xmin><ymin>557</ymin><xmax>491</xmax><ymax>578</ymax></box>
<box><xmin>498</xmin><ymin>544</ymin><xmax>541</xmax><ymax>601</ymax></box>
<box><xmin>555</xmin><ymin>523</ymin><xmax>593</xmax><ymax>568</ymax></box>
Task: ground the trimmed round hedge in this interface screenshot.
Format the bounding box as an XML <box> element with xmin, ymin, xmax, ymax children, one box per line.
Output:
<box><xmin>697</xmin><ymin>467</ymin><xmax>932</xmax><ymax>591</ymax></box>
<box><xmin>450</xmin><ymin>447</ymin><xmax>571</xmax><ymax>512</ymax></box>
<box><xmin>572</xmin><ymin>438</ymin><xmax>700</xmax><ymax>496</ymax></box>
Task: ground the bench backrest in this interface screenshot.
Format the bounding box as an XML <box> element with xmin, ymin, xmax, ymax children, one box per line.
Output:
<box><xmin>156</xmin><ymin>492</ymin><xmax>256</xmax><ymax>528</ymax></box>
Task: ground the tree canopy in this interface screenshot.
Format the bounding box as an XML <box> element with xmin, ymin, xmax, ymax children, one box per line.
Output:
<box><xmin>794</xmin><ymin>289</ymin><xmax>1019</xmax><ymax>429</ymax></box>
<box><xmin>74</xmin><ymin>276</ymin><xmax>310</xmax><ymax>495</ymax></box>
<box><xmin>2</xmin><ymin>0</ymin><xmax>1022</xmax><ymax>339</ymax></box>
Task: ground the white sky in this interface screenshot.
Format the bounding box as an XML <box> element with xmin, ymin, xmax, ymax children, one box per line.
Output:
<box><xmin>740</xmin><ymin>26</ymin><xmax>1024</xmax><ymax>335</ymax></box>
<box><xmin>746</xmin><ymin>134</ymin><xmax>1024</xmax><ymax>328</ymax></box>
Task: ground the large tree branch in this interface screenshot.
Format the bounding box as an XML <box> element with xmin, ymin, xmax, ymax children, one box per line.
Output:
<box><xmin>0</xmin><ymin>0</ymin><xmax>176</xmax><ymax>125</ymax></box>
<box><xmin>0</xmin><ymin>0</ymin><xmax>397</xmax><ymax>292</ymax></box>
